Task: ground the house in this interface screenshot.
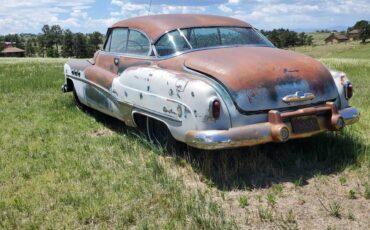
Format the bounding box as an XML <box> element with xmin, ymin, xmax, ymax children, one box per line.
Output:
<box><xmin>325</xmin><ymin>33</ymin><xmax>349</xmax><ymax>44</ymax></box>
<box><xmin>0</xmin><ymin>42</ymin><xmax>25</xmax><ymax>57</ymax></box>
<box><xmin>348</xmin><ymin>29</ymin><xmax>361</xmax><ymax>41</ymax></box>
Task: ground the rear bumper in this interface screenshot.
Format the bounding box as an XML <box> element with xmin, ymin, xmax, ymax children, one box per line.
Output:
<box><xmin>185</xmin><ymin>102</ymin><xmax>360</xmax><ymax>150</ymax></box>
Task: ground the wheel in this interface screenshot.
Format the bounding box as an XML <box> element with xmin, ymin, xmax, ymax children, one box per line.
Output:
<box><xmin>146</xmin><ymin>117</ymin><xmax>179</xmax><ymax>153</ymax></box>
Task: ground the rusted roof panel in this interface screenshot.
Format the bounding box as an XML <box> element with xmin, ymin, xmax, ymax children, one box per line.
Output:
<box><xmin>1</xmin><ymin>47</ymin><xmax>25</xmax><ymax>53</ymax></box>
<box><xmin>111</xmin><ymin>14</ymin><xmax>251</xmax><ymax>41</ymax></box>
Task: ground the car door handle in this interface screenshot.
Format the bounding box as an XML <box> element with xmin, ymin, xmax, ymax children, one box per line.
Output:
<box><xmin>114</xmin><ymin>57</ymin><xmax>119</xmax><ymax>66</ymax></box>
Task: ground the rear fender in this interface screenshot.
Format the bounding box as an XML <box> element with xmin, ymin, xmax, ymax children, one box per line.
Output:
<box><xmin>112</xmin><ymin>66</ymin><xmax>232</xmax><ymax>142</ymax></box>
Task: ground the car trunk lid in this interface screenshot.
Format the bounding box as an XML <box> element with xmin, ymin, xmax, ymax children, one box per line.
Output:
<box><xmin>183</xmin><ymin>47</ymin><xmax>338</xmax><ymax>113</ymax></box>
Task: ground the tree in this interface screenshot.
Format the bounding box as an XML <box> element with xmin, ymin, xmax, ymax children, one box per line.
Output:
<box><xmin>89</xmin><ymin>31</ymin><xmax>103</xmax><ymax>50</ymax></box>
<box><xmin>262</xmin><ymin>29</ymin><xmax>313</xmax><ymax>48</ymax></box>
<box><xmin>73</xmin><ymin>33</ymin><xmax>88</xmax><ymax>58</ymax></box>
<box><xmin>37</xmin><ymin>34</ymin><xmax>46</xmax><ymax>57</ymax></box>
<box><xmin>87</xmin><ymin>31</ymin><xmax>103</xmax><ymax>56</ymax></box>
<box><xmin>348</xmin><ymin>20</ymin><xmax>370</xmax><ymax>43</ymax></box>
<box><xmin>360</xmin><ymin>24</ymin><xmax>370</xmax><ymax>43</ymax></box>
<box><xmin>40</xmin><ymin>24</ymin><xmax>63</xmax><ymax>56</ymax></box>
<box><xmin>350</xmin><ymin>20</ymin><xmax>369</xmax><ymax>31</ymax></box>
<box><xmin>62</xmin><ymin>29</ymin><xmax>74</xmax><ymax>57</ymax></box>
<box><xmin>0</xmin><ymin>35</ymin><xmax>5</xmax><ymax>51</ymax></box>
<box><xmin>41</xmin><ymin>25</ymin><xmax>53</xmax><ymax>49</ymax></box>
<box><xmin>51</xmin><ymin>25</ymin><xmax>63</xmax><ymax>53</ymax></box>
<box><xmin>25</xmin><ymin>39</ymin><xmax>36</xmax><ymax>57</ymax></box>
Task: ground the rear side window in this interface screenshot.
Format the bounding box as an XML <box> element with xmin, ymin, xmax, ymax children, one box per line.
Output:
<box><xmin>183</xmin><ymin>28</ymin><xmax>220</xmax><ymax>49</ymax></box>
<box><xmin>109</xmin><ymin>28</ymin><xmax>128</xmax><ymax>53</ymax></box>
<box><xmin>126</xmin><ymin>30</ymin><xmax>150</xmax><ymax>56</ymax></box>
<box><xmin>155</xmin><ymin>30</ymin><xmax>190</xmax><ymax>56</ymax></box>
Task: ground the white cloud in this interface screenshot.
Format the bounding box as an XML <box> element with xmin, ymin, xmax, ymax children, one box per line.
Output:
<box><xmin>228</xmin><ymin>0</ymin><xmax>240</xmax><ymax>4</ymax></box>
<box><xmin>111</xmin><ymin>0</ymin><xmax>206</xmax><ymax>18</ymax></box>
<box><xmin>1</xmin><ymin>0</ymin><xmax>370</xmax><ymax>34</ymax></box>
<box><xmin>0</xmin><ymin>0</ymin><xmax>105</xmax><ymax>34</ymax></box>
<box><xmin>218</xmin><ymin>4</ymin><xmax>233</xmax><ymax>13</ymax></box>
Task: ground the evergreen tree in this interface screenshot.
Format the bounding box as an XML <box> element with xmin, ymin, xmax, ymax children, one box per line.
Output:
<box><xmin>37</xmin><ymin>34</ymin><xmax>46</xmax><ymax>57</ymax></box>
<box><xmin>25</xmin><ymin>39</ymin><xmax>36</xmax><ymax>57</ymax></box>
<box><xmin>62</xmin><ymin>29</ymin><xmax>74</xmax><ymax>57</ymax></box>
<box><xmin>51</xmin><ymin>25</ymin><xmax>63</xmax><ymax>54</ymax></box>
<box><xmin>73</xmin><ymin>33</ymin><xmax>88</xmax><ymax>58</ymax></box>
<box><xmin>87</xmin><ymin>31</ymin><xmax>103</xmax><ymax>56</ymax></box>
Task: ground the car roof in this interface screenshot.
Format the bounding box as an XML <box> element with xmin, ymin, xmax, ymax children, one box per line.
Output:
<box><xmin>111</xmin><ymin>14</ymin><xmax>251</xmax><ymax>42</ymax></box>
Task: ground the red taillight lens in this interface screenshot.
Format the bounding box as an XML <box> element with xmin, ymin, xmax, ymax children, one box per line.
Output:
<box><xmin>212</xmin><ymin>100</ymin><xmax>221</xmax><ymax>119</ymax></box>
<box><xmin>345</xmin><ymin>82</ymin><xmax>353</xmax><ymax>99</ymax></box>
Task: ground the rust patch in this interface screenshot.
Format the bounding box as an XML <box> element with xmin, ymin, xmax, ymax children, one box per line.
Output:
<box><xmin>182</xmin><ymin>47</ymin><xmax>334</xmax><ymax>92</ymax></box>
<box><xmin>85</xmin><ymin>66</ymin><xmax>117</xmax><ymax>89</ymax></box>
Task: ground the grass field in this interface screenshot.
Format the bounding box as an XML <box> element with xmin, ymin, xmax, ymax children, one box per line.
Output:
<box><xmin>0</xmin><ymin>43</ymin><xmax>369</xmax><ymax>229</ymax></box>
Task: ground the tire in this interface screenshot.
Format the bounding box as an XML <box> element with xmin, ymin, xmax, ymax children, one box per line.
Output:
<box><xmin>146</xmin><ymin>117</ymin><xmax>180</xmax><ymax>153</ymax></box>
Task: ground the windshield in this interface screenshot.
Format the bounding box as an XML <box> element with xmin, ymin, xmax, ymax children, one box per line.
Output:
<box><xmin>155</xmin><ymin>27</ymin><xmax>274</xmax><ymax>57</ymax></box>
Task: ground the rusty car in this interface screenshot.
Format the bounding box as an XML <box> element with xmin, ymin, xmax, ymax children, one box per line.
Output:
<box><xmin>62</xmin><ymin>14</ymin><xmax>360</xmax><ymax>150</ymax></box>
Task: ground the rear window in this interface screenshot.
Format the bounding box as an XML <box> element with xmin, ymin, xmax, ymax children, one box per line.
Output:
<box><xmin>155</xmin><ymin>27</ymin><xmax>274</xmax><ymax>57</ymax></box>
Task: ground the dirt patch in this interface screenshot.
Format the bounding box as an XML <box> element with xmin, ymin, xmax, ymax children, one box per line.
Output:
<box><xmin>88</xmin><ymin>128</ymin><xmax>114</xmax><ymax>137</ymax></box>
<box><xmin>217</xmin><ymin>172</ymin><xmax>370</xmax><ymax>229</ymax></box>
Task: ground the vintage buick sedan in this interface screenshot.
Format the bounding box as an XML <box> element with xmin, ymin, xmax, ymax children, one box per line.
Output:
<box><xmin>62</xmin><ymin>14</ymin><xmax>360</xmax><ymax>150</ymax></box>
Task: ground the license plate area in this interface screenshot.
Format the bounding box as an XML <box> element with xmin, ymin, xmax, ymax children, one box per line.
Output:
<box><xmin>291</xmin><ymin>116</ymin><xmax>320</xmax><ymax>134</ymax></box>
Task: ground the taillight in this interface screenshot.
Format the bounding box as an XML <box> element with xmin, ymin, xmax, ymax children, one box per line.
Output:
<box><xmin>212</xmin><ymin>100</ymin><xmax>221</xmax><ymax>119</ymax></box>
<box><xmin>345</xmin><ymin>82</ymin><xmax>353</xmax><ymax>99</ymax></box>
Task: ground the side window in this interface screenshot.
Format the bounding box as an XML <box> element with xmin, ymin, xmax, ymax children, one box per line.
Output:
<box><xmin>109</xmin><ymin>28</ymin><xmax>128</xmax><ymax>53</ymax></box>
<box><xmin>127</xmin><ymin>30</ymin><xmax>150</xmax><ymax>56</ymax></box>
<box><xmin>155</xmin><ymin>30</ymin><xmax>190</xmax><ymax>56</ymax></box>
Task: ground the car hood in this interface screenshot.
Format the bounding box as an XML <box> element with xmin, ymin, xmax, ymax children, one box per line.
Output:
<box><xmin>183</xmin><ymin>47</ymin><xmax>338</xmax><ymax>112</ymax></box>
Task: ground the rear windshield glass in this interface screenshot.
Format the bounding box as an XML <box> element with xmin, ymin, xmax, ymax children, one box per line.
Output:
<box><xmin>155</xmin><ymin>27</ymin><xmax>273</xmax><ymax>56</ymax></box>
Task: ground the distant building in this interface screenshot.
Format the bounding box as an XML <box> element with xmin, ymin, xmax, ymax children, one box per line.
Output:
<box><xmin>348</xmin><ymin>29</ymin><xmax>361</xmax><ymax>41</ymax></box>
<box><xmin>0</xmin><ymin>42</ymin><xmax>25</xmax><ymax>57</ymax></box>
<box><xmin>325</xmin><ymin>33</ymin><xmax>349</xmax><ymax>44</ymax></box>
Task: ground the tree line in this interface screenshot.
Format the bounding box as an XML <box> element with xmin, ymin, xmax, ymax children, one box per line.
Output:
<box><xmin>0</xmin><ymin>25</ymin><xmax>104</xmax><ymax>58</ymax></box>
<box><xmin>261</xmin><ymin>29</ymin><xmax>313</xmax><ymax>48</ymax></box>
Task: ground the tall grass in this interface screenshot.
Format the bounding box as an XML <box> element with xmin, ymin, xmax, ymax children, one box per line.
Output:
<box><xmin>0</xmin><ymin>58</ymin><xmax>235</xmax><ymax>229</ymax></box>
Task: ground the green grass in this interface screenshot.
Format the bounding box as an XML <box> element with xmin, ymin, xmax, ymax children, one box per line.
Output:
<box><xmin>0</xmin><ymin>58</ymin><xmax>235</xmax><ymax>229</ymax></box>
<box><xmin>307</xmin><ymin>32</ymin><xmax>331</xmax><ymax>45</ymax></box>
<box><xmin>0</xmin><ymin>42</ymin><xmax>369</xmax><ymax>228</ymax></box>
<box><xmin>292</xmin><ymin>42</ymin><xmax>370</xmax><ymax>59</ymax></box>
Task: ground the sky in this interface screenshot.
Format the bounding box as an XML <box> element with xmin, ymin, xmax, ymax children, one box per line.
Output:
<box><xmin>0</xmin><ymin>0</ymin><xmax>370</xmax><ymax>35</ymax></box>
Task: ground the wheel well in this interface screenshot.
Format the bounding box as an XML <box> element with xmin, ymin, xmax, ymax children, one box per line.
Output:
<box><xmin>66</xmin><ymin>78</ymin><xmax>74</xmax><ymax>90</ymax></box>
<box><xmin>133</xmin><ymin>113</ymin><xmax>171</xmax><ymax>135</ymax></box>
<box><xmin>133</xmin><ymin>113</ymin><xmax>147</xmax><ymax>130</ymax></box>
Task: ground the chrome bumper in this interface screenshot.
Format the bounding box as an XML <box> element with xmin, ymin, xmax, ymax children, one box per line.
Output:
<box><xmin>185</xmin><ymin>103</ymin><xmax>360</xmax><ymax>150</ymax></box>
